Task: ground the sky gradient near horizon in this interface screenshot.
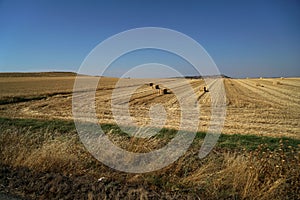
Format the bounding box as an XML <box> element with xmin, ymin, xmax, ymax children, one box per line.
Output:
<box><xmin>0</xmin><ymin>0</ymin><xmax>299</xmax><ymax>78</ymax></box>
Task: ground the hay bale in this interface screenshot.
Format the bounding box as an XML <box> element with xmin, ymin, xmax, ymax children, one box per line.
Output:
<box><xmin>161</xmin><ymin>88</ymin><xmax>168</xmax><ymax>94</ymax></box>
<box><xmin>273</xmin><ymin>81</ymin><xmax>281</xmax><ymax>85</ymax></box>
<box><xmin>280</xmin><ymin>77</ymin><xmax>284</xmax><ymax>80</ymax></box>
<box><xmin>156</xmin><ymin>87</ymin><xmax>168</xmax><ymax>95</ymax></box>
<box><xmin>204</xmin><ymin>86</ymin><xmax>209</xmax><ymax>92</ymax></box>
<box><xmin>155</xmin><ymin>85</ymin><xmax>160</xmax><ymax>90</ymax></box>
<box><xmin>149</xmin><ymin>82</ymin><xmax>153</xmax><ymax>87</ymax></box>
<box><xmin>200</xmin><ymin>86</ymin><xmax>208</xmax><ymax>92</ymax></box>
<box><xmin>256</xmin><ymin>83</ymin><xmax>261</xmax><ymax>87</ymax></box>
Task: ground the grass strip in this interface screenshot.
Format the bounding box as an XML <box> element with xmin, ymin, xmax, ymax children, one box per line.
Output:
<box><xmin>0</xmin><ymin>117</ymin><xmax>299</xmax><ymax>151</ymax></box>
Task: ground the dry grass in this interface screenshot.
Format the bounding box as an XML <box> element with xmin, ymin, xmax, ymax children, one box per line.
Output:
<box><xmin>0</xmin><ymin>118</ymin><xmax>299</xmax><ymax>199</ymax></box>
<box><xmin>255</xmin><ymin>82</ymin><xmax>263</xmax><ymax>87</ymax></box>
<box><xmin>0</xmin><ymin>126</ymin><xmax>87</xmax><ymax>175</ymax></box>
<box><xmin>1</xmin><ymin>76</ymin><xmax>299</xmax><ymax>138</ymax></box>
<box><xmin>224</xmin><ymin>78</ymin><xmax>300</xmax><ymax>138</ymax></box>
<box><xmin>0</xmin><ymin>74</ymin><xmax>299</xmax><ymax>198</ymax></box>
<box><xmin>182</xmin><ymin>143</ymin><xmax>300</xmax><ymax>199</ymax></box>
<box><xmin>273</xmin><ymin>80</ymin><xmax>282</xmax><ymax>85</ymax></box>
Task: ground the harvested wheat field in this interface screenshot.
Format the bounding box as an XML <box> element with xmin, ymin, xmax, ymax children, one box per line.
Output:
<box><xmin>0</xmin><ymin>73</ymin><xmax>299</xmax><ymax>199</ymax></box>
<box><xmin>0</xmin><ymin>74</ymin><xmax>299</xmax><ymax>138</ymax></box>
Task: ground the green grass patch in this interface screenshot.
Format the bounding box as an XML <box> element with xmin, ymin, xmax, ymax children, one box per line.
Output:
<box><xmin>217</xmin><ymin>133</ymin><xmax>299</xmax><ymax>151</ymax></box>
<box><xmin>0</xmin><ymin>117</ymin><xmax>299</xmax><ymax>151</ymax></box>
<box><xmin>0</xmin><ymin>117</ymin><xmax>75</xmax><ymax>133</ymax></box>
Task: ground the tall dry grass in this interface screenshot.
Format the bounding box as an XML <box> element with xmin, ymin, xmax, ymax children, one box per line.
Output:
<box><xmin>181</xmin><ymin>143</ymin><xmax>300</xmax><ymax>199</ymax></box>
<box><xmin>0</xmin><ymin>121</ymin><xmax>299</xmax><ymax>199</ymax></box>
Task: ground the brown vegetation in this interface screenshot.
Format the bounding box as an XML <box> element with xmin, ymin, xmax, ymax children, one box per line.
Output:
<box><xmin>0</xmin><ymin>74</ymin><xmax>299</xmax><ymax>199</ymax></box>
<box><xmin>0</xmin><ymin>76</ymin><xmax>299</xmax><ymax>138</ymax></box>
<box><xmin>0</xmin><ymin>119</ymin><xmax>299</xmax><ymax>199</ymax></box>
<box><xmin>273</xmin><ymin>80</ymin><xmax>282</xmax><ymax>85</ymax></box>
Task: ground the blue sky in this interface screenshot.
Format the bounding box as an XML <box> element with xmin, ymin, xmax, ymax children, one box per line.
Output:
<box><xmin>0</xmin><ymin>0</ymin><xmax>299</xmax><ymax>78</ymax></box>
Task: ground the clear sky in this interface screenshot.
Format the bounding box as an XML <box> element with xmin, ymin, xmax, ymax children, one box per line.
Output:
<box><xmin>0</xmin><ymin>0</ymin><xmax>299</xmax><ymax>78</ymax></box>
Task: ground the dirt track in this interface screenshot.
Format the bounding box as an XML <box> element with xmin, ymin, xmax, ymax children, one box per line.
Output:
<box><xmin>0</xmin><ymin>76</ymin><xmax>299</xmax><ymax>138</ymax></box>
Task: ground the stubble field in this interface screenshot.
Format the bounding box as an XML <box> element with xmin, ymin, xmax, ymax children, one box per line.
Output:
<box><xmin>0</xmin><ymin>73</ymin><xmax>299</xmax><ymax>199</ymax></box>
<box><xmin>0</xmin><ymin>74</ymin><xmax>299</xmax><ymax>138</ymax></box>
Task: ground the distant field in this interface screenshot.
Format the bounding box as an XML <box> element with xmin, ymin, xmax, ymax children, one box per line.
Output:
<box><xmin>0</xmin><ymin>71</ymin><xmax>78</xmax><ymax>77</ymax></box>
<box><xmin>0</xmin><ymin>74</ymin><xmax>299</xmax><ymax>138</ymax></box>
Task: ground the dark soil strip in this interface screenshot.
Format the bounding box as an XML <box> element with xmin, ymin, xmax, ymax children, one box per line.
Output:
<box><xmin>0</xmin><ymin>90</ymin><xmax>77</xmax><ymax>105</ymax></box>
<box><xmin>0</xmin><ymin>96</ymin><xmax>49</xmax><ymax>105</ymax></box>
<box><xmin>0</xmin><ymin>165</ymin><xmax>196</xmax><ymax>200</ymax></box>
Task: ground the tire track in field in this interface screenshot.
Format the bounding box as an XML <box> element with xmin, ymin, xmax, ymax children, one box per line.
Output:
<box><xmin>127</xmin><ymin>79</ymin><xmax>204</xmax><ymax>130</ymax></box>
<box><xmin>238</xmin><ymin>79</ymin><xmax>300</xmax><ymax>109</ymax></box>
<box><xmin>223</xmin><ymin>108</ymin><xmax>300</xmax><ymax>138</ymax></box>
<box><xmin>246</xmin><ymin>79</ymin><xmax>300</xmax><ymax>105</ymax></box>
<box><xmin>130</xmin><ymin>79</ymin><xmax>199</xmax><ymax>108</ymax></box>
<box><xmin>135</xmin><ymin>79</ymin><xmax>204</xmax><ymax>108</ymax></box>
<box><xmin>107</xmin><ymin>79</ymin><xmax>184</xmax><ymax>128</ymax></box>
<box><xmin>165</xmin><ymin>79</ymin><xmax>204</xmax><ymax>105</ymax></box>
<box><xmin>109</xmin><ymin>79</ymin><xmax>178</xmax><ymax>106</ymax></box>
<box><xmin>196</xmin><ymin>78</ymin><xmax>219</xmax><ymax>106</ymax></box>
<box><xmin>222</xmin><ymin>79</ymin><xmax>300</xmax><ymax>138</ymax></box>
<box><xmin>278</xmin><ymin>78</ymin><xmax>300</xmax><ymax>87</ymax></box>
<box><xmin>224</xmin><ymin>79</ymin><xmax>276</xmax><ymax>108</ymax></box>
<box><xmin>263</xmin><ymin>83</ymin><xmax>300</xmax><ymax>100</ymax></box>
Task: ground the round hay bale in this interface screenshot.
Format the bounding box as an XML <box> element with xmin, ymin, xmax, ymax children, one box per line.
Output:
<box><xmin>149</xmin><ymin>82</ymin><xmax>153</xmax><ymax>86</ymax></box>
<box><xmin>204</xmin><ymin>86</ymin><xmax>209</xmax><ymax>92</ymax></box>
<box><xmin>273</xmin><ymin>81</ymin><xmax>281</xmax><ymax>85</ymax></box>
<box><xmin>157</xmin><ymin>87</ymin><xmax>168</xmax><ymax>95</ymax></box>
<box><xmin>155</xmin><ymin>85</ymin><xmax>160</xmax><ymax>90</ymax></box>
